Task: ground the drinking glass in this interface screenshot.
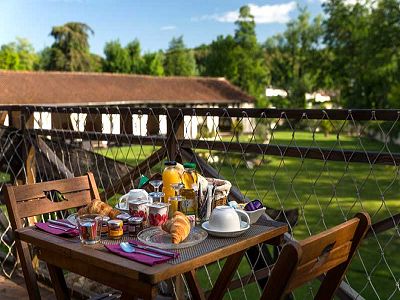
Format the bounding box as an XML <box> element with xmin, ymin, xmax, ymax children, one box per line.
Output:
<box><xmin>76</xmin><ymin>214</ymin><xmax>102</xmax><ymax>245</ymax></box>
<box><xmin>149</xmin><ymin>179</ymin><xmax>164</xmax><ymax>201</ymax></box>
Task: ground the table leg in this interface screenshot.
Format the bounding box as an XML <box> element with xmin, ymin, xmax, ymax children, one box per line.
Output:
<box><xmin>184</xmin><ymin>269</ymin><xmax>205</xmax><ymax>300</ymax></box>
<box><xmin>207</xmin><ymin>250</ymin><xmax>246</xmax><ymax>300</ymax></box>
<box><xmin>46</xmin><ymin>262</ymin><xmax>70</xmax><ymax>300</ymax></box>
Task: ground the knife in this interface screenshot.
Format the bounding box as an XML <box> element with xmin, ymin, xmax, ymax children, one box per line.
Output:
<box><xmin>129</xmin><ymin>242</ymin><xmax>176</xmax><ymax>257</ymax></box>
<box><xmin>48</xmin><ymin>219</ymin><xmax>76</xmax><ymax>229</ymax></box>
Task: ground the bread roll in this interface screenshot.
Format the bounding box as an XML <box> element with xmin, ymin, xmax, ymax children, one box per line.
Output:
<box><xmin>78</xmin><ymin>200</ymin><xmax>120</xmax><ymax>219</ymax></box>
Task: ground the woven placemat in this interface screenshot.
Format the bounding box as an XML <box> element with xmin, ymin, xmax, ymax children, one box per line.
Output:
<box><xmin>100</xmin><ymin>224</ymin><xmax>273</xmax><ymax>265</ymax></box>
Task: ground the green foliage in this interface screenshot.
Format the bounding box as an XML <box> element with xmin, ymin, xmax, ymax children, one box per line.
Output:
<box><xmin>126</xmin><ymin>39</ymin><xmax>144</xmax><ymax>73</ymax></box>
<box><xmin>0</xmin><ymin>38</ymin><xmax>38</xmax><ymax>70</ymax></box>
<box><xmin>164</xmin><ymin>36</ymin><xmax>197</xmax><ymax>76</ymax></box>
<box><xmin>264</xmin><ymin>8</ymin><xmax>325</xmax><ymax>108</ymax></box>
<box><xmin>323</xmin><ymin>0</ymin><xmax>400</xmax><ymax>108</ymax></box>
<box><xmin>44</xmin><ymin>22</ymin><xmax>94</xmax><ymax>71</ymax></box>
<box><xmin>142</xmin><ymin>51</ymin><xmax>165</xmax><ymax>76</ymax></box>
<box><xmin>103</xmin><ymin>40</ymin><xmax>130</xmax><ymax>73</ymax></box>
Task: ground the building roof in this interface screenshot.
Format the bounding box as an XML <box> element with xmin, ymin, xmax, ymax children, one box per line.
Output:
<box><xmin>0</xmin><ymin>70</ymin><xmax>254</xmax><ymax>105</ymax></box>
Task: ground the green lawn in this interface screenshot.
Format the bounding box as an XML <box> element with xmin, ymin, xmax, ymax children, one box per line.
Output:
<box><xmin>99</xmin><ymin>131</ymin><xmax>400</xmax><ymax>299</ymax></box>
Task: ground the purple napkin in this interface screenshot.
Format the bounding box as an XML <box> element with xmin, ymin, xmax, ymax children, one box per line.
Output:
<box><xmin>104</xmin><ymin>240</ymin><xmax>179</xmax><ymax>266</ymax></box>
<box><xmin>35</xmin><ymin>221</ymin><xmax>79</xmax><ymax>237</ymax></box>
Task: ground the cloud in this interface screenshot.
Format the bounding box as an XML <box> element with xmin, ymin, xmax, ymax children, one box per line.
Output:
<box><xmin>192</xmin><ymin>2</ymin><xmax>296</xmax><ymax>24</ymax></box>
<box><xmin>160</xmin><ymin>25</ymin><xmax>176</xmax><ymax>31</ymax></box>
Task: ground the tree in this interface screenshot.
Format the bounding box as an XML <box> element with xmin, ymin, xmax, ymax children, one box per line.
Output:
<box><xmin>102</xmin><ymin>40</ymin><xmax>130</xmax><ymax>73</ymax></box>
<box><xmin>126</xmin><ymin>39</ymin><xmax>144</xmax><ymax>74</ymax></box>
<box><xmin>142</xmin><ymin>51</ymin><xmax>164</xmax><ymax>76</ymax></box>
<box><xmin>0</xmin><ymin>38</ymin><xmax>38</xmax><ymax>70</ymax></box>
<box><xmin>323</xmin><ymin>0</ymin><xmax>400</xmax><ymax>108</ymax></box>
<box><xmin>164</xmin><ymin>36</ymin><xmax>197</xmax><ymax>76</ymax></box>
<box><xmin>232</xmin><ymin>5</ymin><xmax>268</xmax><ymax>104</ymax></box>
<box><xmin>0</xmin><ymin>44</ymin><xmax>20</xmax><ymax>70</ymax></box>
<box><xmin>45</xmin><ymin>22</ymin><xmax>94</xmax><ymax>71</ymax></box>
<box><xmin>264</xmin><ymin>8</ymin><xmax>325</xmax><ymax>108</ymax></box>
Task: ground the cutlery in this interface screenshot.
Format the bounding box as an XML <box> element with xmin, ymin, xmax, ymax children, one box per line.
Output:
<box><xmin>119</xmin><ymin>242</ymin><xmax>162</xmax><ymax>258</ymax></box>
<box><xmin>48</xmin><ymin>224</ymin><xmax>71</xmax><ymax>231</ymax></box>
<box><xmin>128</xmin><ymin>242</ymin><xmax>176</xmax><ymax>257</ymax></box>
<box><xmin>48</xmin><ymin>219</ymin><xmax>76</xmax><ymax>229</ymax></box>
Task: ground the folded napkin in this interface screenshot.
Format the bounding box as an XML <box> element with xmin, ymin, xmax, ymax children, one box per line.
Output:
<box><xmin>35</xmin><ymin>221</ymin><xmax>79</xmax><ymax>237</ymax></box>
<box><xmin>104</xmin><ymin>240</ymin><xmax>179</xmax><ymax>266</ymax></box>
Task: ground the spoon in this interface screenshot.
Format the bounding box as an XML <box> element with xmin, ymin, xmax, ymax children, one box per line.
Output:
<box><xmin>119</xmin><ymin>242</ymin><xmax>163</xmax><ymax>258</ymax></box>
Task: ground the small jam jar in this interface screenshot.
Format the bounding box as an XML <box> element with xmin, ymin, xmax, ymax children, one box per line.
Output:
<box><xmin>107</xmin><ymin>219</ymin><xmax>123</xmax><ymax>239</ymax></box>
<box><xmin>116</xmin><ymin>213</ymin><xmax>131</xmax><ymax>224</ymax></box>
<box><xmin>101</xmin><ymin>216</ymin><xmax>110</xmax><ymax>234</ymax></box>
<box><xmin>128</xmin><ymin>217</ymin><xmax>143</xmax><ymax>237</ymax></box>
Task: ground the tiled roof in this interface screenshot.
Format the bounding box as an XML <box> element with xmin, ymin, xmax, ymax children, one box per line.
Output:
<box><xmin>0</xmin><ymin>71</ymin><xmax>254</xmax><ymax>105</ymax></box>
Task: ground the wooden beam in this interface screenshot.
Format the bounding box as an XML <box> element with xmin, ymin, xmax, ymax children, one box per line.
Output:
<box><xmin>0</xmin><ymin>111</ymin><xmax>7</xmax><ymax>125</ymax></box>
<box><xmin>366</xmin><ymin>213</ymin><xmax>400</xmax><ymax>238</ymax></box>
<box><xmin>34</xmin><ymin>136</ymin><xmax>74</xmax><ymax>179</ymax></box>
<box><xmin>100</xmin><ymin>147</ymin><xmax>167</xmax><ymax>200</ymax></box>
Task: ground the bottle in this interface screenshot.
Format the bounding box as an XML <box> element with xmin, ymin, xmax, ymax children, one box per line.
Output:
<box><xmin>162</xmin><ymin>161</ymin><xmax>181</xmax><ymax>203</ymax></box>
<box><xmin>182</xmin><ymin>162</ymin><xmax>198</xmax><ymax>189</ymax></box>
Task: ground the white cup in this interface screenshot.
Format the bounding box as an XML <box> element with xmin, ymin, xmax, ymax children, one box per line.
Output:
<box><xmin>208</xmin><ymin>206</ymin><xmax>250</xmax><ymax>232</ymax></box>
<box><xmin>119</xmin><ymin>189</ymin><xmax>149</xmax><ymax>209</ymax></box>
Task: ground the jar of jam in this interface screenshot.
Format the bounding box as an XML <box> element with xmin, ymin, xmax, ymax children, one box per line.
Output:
<box><xmin>128</xmin><ymin>217</ymin><xmax>143</xmax><ymax>237</ymax></box>
<box><xmin>101</xmin><ymin>216</ymin><xmax>110</xmax><ymax>235</ymax></box>
<box><xmin>107</xmin><ymin>219</ymin><xmax>123</xmax><ymax>239</ymax></box>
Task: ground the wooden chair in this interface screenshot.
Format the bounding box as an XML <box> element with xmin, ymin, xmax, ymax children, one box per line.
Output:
<box><xmin>3</xmin><ymin>172</ymin><xmax>100</xmax><ymax>300</ymax></box>
<box><xmin>261</xmin><ymin>212</ymin><xmax>371</xmax><ymax>300</ymax></box>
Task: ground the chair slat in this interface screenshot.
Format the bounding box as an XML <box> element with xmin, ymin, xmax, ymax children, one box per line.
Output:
<box><xmin>286</xmin><ymin>241</ymin><xmax>352</xmax><ymax>292</ymax></box>
<box><xmin>298</xmin><ymin>218</ymin><xmax>358</xmax><ymax>264</ymax></box>
<box><xmin>17</xmin><ymin>190</ymin><xmax>92</xmax><ymax>218</ymax></box>
<box><xmin>13</xmin><ymin>176</ymin><xmax>91</xmax><ymax>202</ymax></box>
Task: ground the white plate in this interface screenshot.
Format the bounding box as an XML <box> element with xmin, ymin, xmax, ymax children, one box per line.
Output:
<box><xmin>66</xmin><ymin>213</ymin><xmax>77</xmax><ymax>226</ymax></box>
<box><xmin>137</xmin><ymin>226</ymin><xmax>208</xmax><ymax>249</ymax></box>
<box><xmin>201</xmin><ymin>221</ymin><xmax>250</xmax><ymax>237</ymax></box>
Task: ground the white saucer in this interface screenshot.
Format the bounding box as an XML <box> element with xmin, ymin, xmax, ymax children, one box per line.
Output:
<box><xmin>201</xmin><ymin>221</ymin><xmax>250</xmax><ymax>237</ymax></box>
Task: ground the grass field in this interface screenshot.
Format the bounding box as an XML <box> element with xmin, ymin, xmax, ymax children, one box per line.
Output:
<box><xmin>96</xmin><ymin>130</ymin><xmax>400</xmax><ymax>299</ymax></box>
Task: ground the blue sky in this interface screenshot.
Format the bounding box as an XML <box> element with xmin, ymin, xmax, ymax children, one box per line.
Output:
<box><xmin>0</xmin><ymin>0</ymin><xmax>325</xmax><ymax>56</ymax></box>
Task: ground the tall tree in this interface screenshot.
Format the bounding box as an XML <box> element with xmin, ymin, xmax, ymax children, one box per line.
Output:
<box><xmin>45</xmin><ymin>22</ymin><xmax>94</xmax><ymax>71</ymax></box>
<box><xmin>264</xmin><ymin>8</ymin><xmax>325</xmax><ymax>108</ymax></box>
<box><xmin>126</xmin><ymin>39</ymin><xmax>144</xmax><ymax>73</ymax></box>
<box><xmin>102</xmin><ymin>40</ymin><xmax>130</xmax><ymax>73</ymax></box>
<box><xmin>0</xmin><ymin>44</ymin><xmax>20</xmax><ymax>70</ymax></box>
<box><xmin>164</xmin><ymin>36</ymin><xmax>197</xmax><ymax>76</ymax></box>
<box><xmin>234</xmin><ymin>5</ymin><xmax>269</xmax><ymax>104</ymax></box>
<box><xmin>323</xmin><ymin>0</ymin><xmax>400</xmax><ymax>108</ymax></box>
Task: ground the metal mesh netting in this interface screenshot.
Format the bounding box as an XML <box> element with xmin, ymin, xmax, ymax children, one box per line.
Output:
<box><xmin>0</xmin><ymin>105</ymin><xmax>399</xmax><ymax>299</ymax></box>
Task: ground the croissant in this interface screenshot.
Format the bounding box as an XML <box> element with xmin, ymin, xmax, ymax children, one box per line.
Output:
<box><xmin>78</xmin><ymin>200</ymin><xmax>120</xmax><ymax>219</ymax></box>
<box><xmin>162</xmin><ymin>211</ymin><xmax>190</xmax><ymax>244</ymax></box>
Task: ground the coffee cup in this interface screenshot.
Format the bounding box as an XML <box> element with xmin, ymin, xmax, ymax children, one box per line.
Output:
<box><xmin>208</xmin><ymin>206</ymin><xmax>250</xmax><ymax>232</ymax></box>
<box><xmin>118</xmin><ymin>189</ymin><xmax>149</xmax><ymax>210</ymax></box>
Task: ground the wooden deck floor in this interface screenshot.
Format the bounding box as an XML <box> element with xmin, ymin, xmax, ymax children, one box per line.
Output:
<box><xmin>0</xmin><ymin>273</ymin><xmax>56</xmax><ymax>300</ymax></box>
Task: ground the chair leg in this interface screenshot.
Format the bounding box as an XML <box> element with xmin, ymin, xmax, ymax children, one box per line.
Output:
<box><xmin>15</xmin><ymin>240</ymin><xmax>41</xmax><ymax>300</ymax></box>
<box><xmin>47</xmin><ymin>263</ymin><xmax>70</xmax><ymax>300</ymax></box>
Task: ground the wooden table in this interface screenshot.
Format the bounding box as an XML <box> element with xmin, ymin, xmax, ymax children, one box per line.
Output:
<box><xmin>16</xmin><ymin>220</ymin><xmax>287</xmax><ymax>300</ymax></box>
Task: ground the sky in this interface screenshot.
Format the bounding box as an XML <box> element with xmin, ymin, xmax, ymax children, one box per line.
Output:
<box><xmin>0</xmin><ymin>0</ymin><xmax>325</xmax><ymax>56</ymax></box>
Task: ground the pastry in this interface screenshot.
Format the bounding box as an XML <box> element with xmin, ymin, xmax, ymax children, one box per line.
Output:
<box><xmin>78</xmin><ymin>199</ymin><xmax>120</xmax><ymax>219</ymax></box>
<box><xmin>162</xmin><ymin>211</ymin><xmax>191</xmax><ymax>244</ymax></box>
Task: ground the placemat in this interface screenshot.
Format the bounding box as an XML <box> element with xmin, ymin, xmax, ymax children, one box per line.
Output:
<box><xmin>100</xmin><ymin>224</ymin><xmax>275</xmax><ymax>265</ymax></box>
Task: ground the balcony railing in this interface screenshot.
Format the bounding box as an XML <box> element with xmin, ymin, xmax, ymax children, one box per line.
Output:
<box><xmin>0</xmin><ymin>105</ymin><xmax>399</xmax><ymax>299</ymax></box>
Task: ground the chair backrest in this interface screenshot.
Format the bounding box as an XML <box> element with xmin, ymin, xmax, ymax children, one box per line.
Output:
<box><xmin>4</xmin><ymin>172</ymin><xmax>100</xmax><ymax>229</ymax></box>
<box><xmin>261</xmin><ymin>212</ymin><xmax>371</xmax><ymax>300</ymax></box>
<box><xmin>3</xmin><ymin>172</ymin><xmax>100</xmax><ymax>300</ymax></box>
